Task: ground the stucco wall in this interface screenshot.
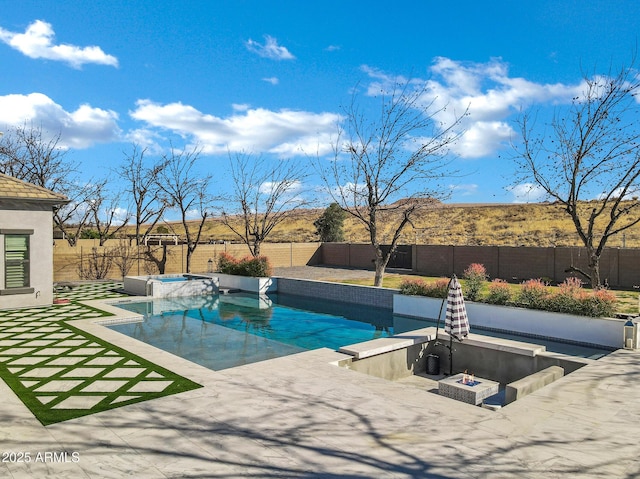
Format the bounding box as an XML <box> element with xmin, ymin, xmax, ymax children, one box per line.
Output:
<box><xmin>53</xmin><ymin>241</ymin><xmax>322</xmax><ymax>282</ymax></box>
<box><xmin>0</xmin><ymin>204</ymin><xmax>54</xmax><ymax>309</ymax></box>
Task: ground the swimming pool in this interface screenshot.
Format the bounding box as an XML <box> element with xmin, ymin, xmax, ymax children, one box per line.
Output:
<box><xmin>110</xmin><ymin>293</ymin><xmax>394</xmax><ymax>370</ymax></box>
<box><xmin>110</xmin><ymin>292</ymin><xmax>611</xmax><ymax>371</ymax></box>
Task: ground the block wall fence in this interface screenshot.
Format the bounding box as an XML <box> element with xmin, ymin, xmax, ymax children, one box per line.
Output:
<box><xmin>53</xmin><ymin>240</ymin><xmax>322</xmax><ymax>282</ymax></box>
<box><xmin>321</xmin><ymin>243</ymin><xmax>640</xmax><ymax>288</ymax></box>
<box><xmin>54</xmin><ymin>240</ymin><xmax>640</xmax><ymax>288</ymax></box>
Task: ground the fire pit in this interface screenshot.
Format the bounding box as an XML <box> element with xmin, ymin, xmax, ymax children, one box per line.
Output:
<box><xmin>438</xmin><ymin>373</ymin><xmax>499</xmax><ymax>405</ymax></box>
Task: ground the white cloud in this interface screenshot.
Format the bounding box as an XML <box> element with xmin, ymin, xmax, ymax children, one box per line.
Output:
<box><xmin>130</xmin><ymin>99</ymin><xmax>341</xmax><ymax>157</ymax></box>
<box><xmin>453</xmin><ymin>121</ymin><xmax>514</xmax><ymax>158</ymax></box>
<box><xmin>507</xmin><ymin>183</ymin><xmax>547</xmax><ymax>203</ymax></box>
<box><xmin>263</xmin><ymin>77</ymin><xmax>279</xmax><ymax>85</ymax></box>
<box><xmin>362</xmin><ymin>57</ymin><xmax>582</xmax><ymax>160</ymax></box>
<box><xmin>245</xmin><ymin>35</ymin><xmax>295</xmax><ymax>60</ymax></box>
<box><xmin>106</xmin><ymin>207</ymin><xmax>129</xmax><ymax>225</ymax></box>
<box><xmin>123</xmin><ymin>128</ymin><xmax>165</xmax><ymax>154</ymax></box>
<box><xmin>185</xmin><ymin>208</ymin><xmax>202</xmax><ymax>220</ymax></box>
<box><xmin>0</xmin><ymin>92</ymin><xmax>120</xmax><ymax>148</ymax></box>
<box><xmin>259</xmin><ymin>179</ymin><xmax>302</xmax><ymax>195</ymax></box>
<box><xmin>597</xmin><ymin>186</ymin><xmax>640</xmax><ymax>201</ymax></box>
<box><xmin>0</xmin><ymin>20</ymin><xmax>118</xmax><ymax>68</ymax></box>
<box><xmin>449</xmin><ymin>183</ymin><xmax>478</xmax><ymax>196</ymax></box>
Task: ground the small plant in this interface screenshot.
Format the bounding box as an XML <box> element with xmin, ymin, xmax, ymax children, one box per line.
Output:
<box><xmin>486</xmin><ymin>279</ymin><xmax>512</xmax><ymax>305</ymax></box>
<box><xmin>517</xmin><ymin>278</ymin><xmax>551</xmax><ymax>310</ymax></box>
<box><xmin>217</xmin><ymin>253</ymin><xmax>272</xmax><ymax>277</ymax></box>
<box><xmin>78</xmin><ymin>247</ymin><xmax>113</xmax><ymax>280</ymax></box>
<box><xmin>399</xmin><ymin>278</ymin><xmax>449</xmax><ymax>298</ymax></box>
<box><xmin>463</xmin><ymin>263</ymin><xmax>487</xmax><ymax>301</ymax></box>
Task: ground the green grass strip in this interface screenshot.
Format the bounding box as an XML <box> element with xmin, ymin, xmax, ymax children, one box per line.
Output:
<box><xmin>0</xmin><ymin>290</ymin><xmax>202</xmax><ymax>426</ymax></box>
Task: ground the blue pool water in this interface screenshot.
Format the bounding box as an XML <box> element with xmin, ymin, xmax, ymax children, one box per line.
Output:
<box><xmin>157</xmin><ymin>277</ymin><xmax>188</xmax><ymax>283</ymax></box>
<box><xmin>111</xmin><ymin>293</ymin><xmax>394</xmax><ymax>370</ymax></box>
<box><xmin>111</xmin><ymin>292</ymin><xmax>611</xmax><ymax>371</ymax></box>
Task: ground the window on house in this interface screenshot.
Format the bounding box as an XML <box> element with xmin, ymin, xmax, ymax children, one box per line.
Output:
<box><xmin>5</xmin><ymin>234</ymin><xmax>30</xmax><ymax>288</ymax></box>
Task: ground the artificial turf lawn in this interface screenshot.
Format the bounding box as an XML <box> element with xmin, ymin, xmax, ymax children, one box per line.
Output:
<box><xmin>0</xmin><ymin>285</ymin><xmax>202</xmax><ymax>426</ymax></box>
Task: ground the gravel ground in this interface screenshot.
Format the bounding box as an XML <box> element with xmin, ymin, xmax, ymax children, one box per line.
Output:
<box><xmin>272</xmin><ymin>265</ymin><xmax>412</xmax><ymax>282</ymax></box>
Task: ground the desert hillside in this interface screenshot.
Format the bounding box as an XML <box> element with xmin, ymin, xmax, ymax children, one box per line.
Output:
<box><xmin>137</xmin><ymin>202</ymin><xmax>640</xmax><ymax>248</ymax></box>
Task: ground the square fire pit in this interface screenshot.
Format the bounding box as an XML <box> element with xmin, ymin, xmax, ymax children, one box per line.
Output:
<box><xmin>438</xmin><ymin>373</ymin><xmax>499</xmax><ymax>405</ymax></box>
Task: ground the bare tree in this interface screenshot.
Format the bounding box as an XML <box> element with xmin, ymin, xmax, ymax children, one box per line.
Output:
<box><xmin>318</xmin><ymin>81</ymin><xmax>464</xmax><ymax>286</ymax></box>
<box><xmin>111</xmin><ymin>239</ymin><xmax>137</xmax><ymax>280</ymax></box>
<box><xmin>87</xmin><ymin>181</ymin><xmax>131</xmax><ymax>246</ymax></box>
<box><xmin>116</xmin><ymin>144</ymin><xmax>168</xmax><ymax>246</ymax></box>
<box><xmin>156</xmin><ymin>146</ymin><xmax>213</xmax><ymax>273</ymax></box>
<box><xmin>53</xmin><ymin>182</ymin><xmax>101</xmax><ymax>245</ymax></box>
<box><xmin>512</xmin><ymin>63</ymin><xmax>640</xmax><ymax>288</ymax></box>
<box><xmin>222</xmin><ymin>152</ymin><xmax>310</xmax><ymax>257</ymax></box>
<box><xmin>0</xmin><ymin>123</ymin><xmax>96</xmax><ymax>245</ymax></box>
<box><xmin>78</xmin><ymin>247</ymin><xmax>113</xmax><ymax>280</ymax></box>
<box><xmin>0</xmin><ymin>123</ymin><xmax>69</xmax><ymax>190</ymax></box>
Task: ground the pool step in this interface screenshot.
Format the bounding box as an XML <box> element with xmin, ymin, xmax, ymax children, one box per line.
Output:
<box><xmin>219</xmin><ymin>288</ymin><xmax>242</xmax><ymax>295</ymax></box>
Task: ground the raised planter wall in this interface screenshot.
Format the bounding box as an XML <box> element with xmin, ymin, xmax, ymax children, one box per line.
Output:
<box><xmin>276</xmin><ymin>277</ymin><xmax>397</xmax><ymax>309</ymax></box>
<box><xmin>216</xmin><ymin>273</ymin><xmax>277</xmax><ymax>294</ymax></box>
<box><xmin>393</xmin><ymin>294</ymin><xmax>625</xmax><ymax>349</ymax></box>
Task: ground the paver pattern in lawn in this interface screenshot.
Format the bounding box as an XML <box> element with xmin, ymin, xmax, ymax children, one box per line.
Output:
<box><xmin>0</xmin><ymin>282</ymin><xmax>201</xmax><ymax>425</ymax></box>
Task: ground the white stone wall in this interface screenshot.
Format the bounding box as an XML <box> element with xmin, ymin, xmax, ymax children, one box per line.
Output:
<box><xmin>393</xmin><ymin>294</ymin><xmax>625</xmax><ymax>349</ymax></box>
<box><xmin>0</xmin><ymin>207</ymin><xmax>54</xmax><ymax>309</ymax></box>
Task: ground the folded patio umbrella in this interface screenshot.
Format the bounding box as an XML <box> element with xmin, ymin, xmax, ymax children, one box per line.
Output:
<box><xmin>438</xmin><ymin>275</ymin><xmax>470</xmax><ymax>375</ymax></box>
<box><xmin>445</xmin><ymin>275</ymin><xmax>470</xmax><ymax>341</ymax></box>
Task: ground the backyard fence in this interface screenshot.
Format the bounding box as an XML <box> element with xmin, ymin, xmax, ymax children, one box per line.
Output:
<box><xmin>53</xmin><ymin>240</ymin><xmax>321</xmax><ymax>282</ymax></box>
<box><xmin>320</xmin><ymin>243</ymin><xmax>640</xmax><ymax>289</ymax></box>
<box><xmin>54</xmin><ymin>240</ymin><xmax>640</xmax><ymax>289</ymax></box>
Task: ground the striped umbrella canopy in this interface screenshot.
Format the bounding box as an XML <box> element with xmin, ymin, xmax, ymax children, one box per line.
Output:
<box><xmin>444</xmin><ymin>275</ymin><xmax>470</xmax><ymax>341</ymax></box>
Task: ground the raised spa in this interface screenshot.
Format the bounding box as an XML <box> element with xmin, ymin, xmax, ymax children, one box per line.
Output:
<box><xmin>123</xmin><ymin>274</ymin><xmax>218</xmax><ymax>297</ymax></box>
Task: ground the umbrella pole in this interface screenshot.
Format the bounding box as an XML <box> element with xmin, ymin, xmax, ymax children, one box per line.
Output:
<box><xmin>449</xmin><ymin>334</ymin><xmax>453</xmax><ymax>375</ymax></box>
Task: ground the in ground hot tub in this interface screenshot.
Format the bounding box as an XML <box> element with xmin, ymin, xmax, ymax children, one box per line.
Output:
<box><xmin>124</xmin><ymin>274</ymin><xmax>219</xmax><ymax>297</ymax></box>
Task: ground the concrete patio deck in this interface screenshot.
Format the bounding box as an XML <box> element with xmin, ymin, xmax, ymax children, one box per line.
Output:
<box><xmin>1</xmin><ymin>273</ymin><xmax>639</xmax><ymax>478</ymax></box>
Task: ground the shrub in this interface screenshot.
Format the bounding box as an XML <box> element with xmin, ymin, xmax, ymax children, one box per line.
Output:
<box><xmin>548</xmin><ymin>277</ymin><xmax>616</xmax><ymax>317</ymax></box>
<box><xmin>463</xmin><ymin>263</ymin><xmax>487</xmax><ymax>301</ymax></box>
<box><xmin>399</xmin><ymin>278</ymin><xmax>449</xmax><ymax>298</ymax></box>
<box><xmin>549</xmin><ymin>277</ymin><xmax>585</xmax><ymax>314</ymax></box>
<box><xmin>486</xmin><ymin>279</ymin><xmax>512</xmax><ymax>305</ymax></box>
<box><xmin>580</xmin><ymin>288</ymin><xmax>617</xmax><ymax>317</ymax></box>
<box><xmin>400</xmin><ymin>273</ymin><xmax>617</xmax><ymax>317</ymax></box>
<box><xmin>217</xmin><ymin>252</ymin><xmax>239</xmax><ymax>275</ymax></box>
<box><xmin>237</xmin><ymin>255</ymin><xmax>273</xmax><ymax>277</ymax></box>
<box><xmin>217</xmin><ymin>253</ymin><xmax>272</xmax><ymax>277</ymax></box>
<box><xmin>517</xmin><ymin>278</ymin><xmax>551</xmax><ymax>310</ymax></box>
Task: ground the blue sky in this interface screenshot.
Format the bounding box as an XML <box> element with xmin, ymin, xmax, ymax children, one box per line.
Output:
<box><xmin>1</xmin><ymin>0</ymin><xmax>639</xmax><ymax>214</ymax></box>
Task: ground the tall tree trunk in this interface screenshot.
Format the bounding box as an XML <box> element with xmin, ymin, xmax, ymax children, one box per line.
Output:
<box><xmin>373</xmin><ymin>248</ymin><xmax>390</xmax><ymax>287</ymax></box>
<box><xmin>589</xmin><ymin>254</ymin><xmax>602</xmax><ymax>289</ymax></box>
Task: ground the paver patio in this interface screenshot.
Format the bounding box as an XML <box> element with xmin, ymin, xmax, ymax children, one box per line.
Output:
<box><xmin>0</xmin><ymin>283</ymin><xmax>201</xmax><ymax>425</ymax></box>
<box><xmin>0</xmin><ymin>273</ymin><xmax>639</xmax><ymax>478</ymax></box>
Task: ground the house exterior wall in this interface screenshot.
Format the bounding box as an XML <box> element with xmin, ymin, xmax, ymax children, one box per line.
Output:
<box><xmin>0</xmin><ymin>203</ymin><xmax>54</xmax><ymax>309</ymax></box>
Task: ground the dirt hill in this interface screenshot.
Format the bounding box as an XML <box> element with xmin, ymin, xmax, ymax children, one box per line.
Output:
<box><xmin>139</xmin><ymin>202</ymin><xmax>640</xmax><ymax>248</ymax></box>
